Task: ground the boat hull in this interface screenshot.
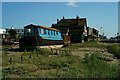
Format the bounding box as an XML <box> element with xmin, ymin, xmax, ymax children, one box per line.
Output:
<box><xmin>19</xmin><ymin>36</ymin><xmax>64</xmax><ymax>49</ymax></box>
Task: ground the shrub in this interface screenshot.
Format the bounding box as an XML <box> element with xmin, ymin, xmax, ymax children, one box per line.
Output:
<box><xmin>3</xmin><ymin>64</ymin><xmax>38</xmax><ymax>75</ymax></box>
<box><xmin>107</xmin><ymin>45</ymin><xmax>120</xmax><ymax>59</ymax></box>
<box><xmin>38</xmin><ymin>48</ymin><xmax>52</xmax><ymax>56</ymax></box>
<box><xmin>84</xmin><ymin>53</ymin><xmax>119</xmax><ymax>78</ymax></box>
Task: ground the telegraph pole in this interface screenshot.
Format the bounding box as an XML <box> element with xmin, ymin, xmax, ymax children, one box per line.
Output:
<box><xmin>100</xmin><ymin>27</ymin><xmax>102</xmax><ymax>40</ymax></box>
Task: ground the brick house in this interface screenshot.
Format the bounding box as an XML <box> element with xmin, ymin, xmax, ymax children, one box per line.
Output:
<box><xmin>52</xmin><ymin>16</ymin><xmax>88</xmax><ymax>43</ymax></box>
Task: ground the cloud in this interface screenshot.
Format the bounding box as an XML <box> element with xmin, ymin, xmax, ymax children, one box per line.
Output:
<box><xmin>67</xmin><ymin>2</ymin><xmax>78</xmax><ymax>7</ymax></box>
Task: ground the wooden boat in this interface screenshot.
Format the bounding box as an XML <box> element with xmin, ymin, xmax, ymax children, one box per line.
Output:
<box><xmin>19</xmin><ymin>24</ymin><xmax>64</xmax><ymax>49</ymax></box>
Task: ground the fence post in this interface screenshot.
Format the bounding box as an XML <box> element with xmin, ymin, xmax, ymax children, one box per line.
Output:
<box><xmin>9</xmin><ymin>57</ymin><xmax>12</xmax><ymax>64</ymax></box>
<box><xmin>36</xmin><ymin>51</ymin><xmax>38</xmax><ymax>57</ymax></box>
<box><xmin>21</xmin><ymin>54</ymin><xmax>23</xmax><ymax>64</ymax></box>
<box><xmin>55</xmin><ymin>49</ymin><xmax>57</xmax><ymax>55</ymax></box>
<box><xmin>59</xmin><ymin>49</ymin><xmax>61</xmax><ymax>54</ymax></box>
<box><xmin>29</xmin><ymin>53</ymin><xmax>31</xmax><ymax>58</ymax></box>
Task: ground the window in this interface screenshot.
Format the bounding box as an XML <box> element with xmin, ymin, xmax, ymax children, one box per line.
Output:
<box><xmin>44</xmin><ymin>29</ymin><xmax>46</xmax><ymax>34</ymax></box>
<box><xmin>39</xmin><ymin>28</ymin><xmax>41</xmax><ymax>34</ymax></box>
<box><xmin>24</xmin><ymin>28</ymin><xmax>36</xmax><ymax>36</ymax></box>
<box><xmin>41</xmin><ymin>28</ymin><xmax>44</xmax><ymax>34</ymax></box>
<box><xmin>34</xmin><ymin>28</ymin><xmax>38</xmax><ymax>36</ymax></box>
<box><xmin>2</xmin><ymin>35</ymin><xmax>5</xmax><ymax>39</ymax></box>
<box><xmin>56</xmin><ymin>31</ymin><xmax>58</xmax><ymax>35</ymax></box>
<box><xmin>25</xmin><ymin>28</ymin><xmax>31</xmax><ymax>36</ymax></box>
<box><xmin>51</xmin><ymin>30</ymin><xmax>53</xmax><ymax>35</ymax></box>
<box><xmin>48</xmin><ymin>30</ymin><xmax>50</xmax><ymax>35</ymax></box>
<box><xmin>54</xmin><ymin>31</ymin><xmax>55</xmax><ymax>36</ymax></box>
<box><xmin>39</xmin><ymin>28</ymin><xmax>47</xmax><ymax>34</ymax></box>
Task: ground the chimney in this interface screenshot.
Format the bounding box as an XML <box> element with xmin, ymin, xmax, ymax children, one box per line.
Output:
<box><xmin>63</xmin><ymin>16</ymin><xmax>65</xmax><ymax>19</ymax></box>
<box><xmin>11</xmin><ymin>27</ymin><xmax>14</xmax><ymax>29</ymax></box>
<box><xmin>76</xmin><ymin>15</ymin><xmax>79</xmax><ymax>20</ymax></box>
<box><xmin>57</xmin><ymin>19</ymin><xmax>59</xmax><ymax>23</ymax></box>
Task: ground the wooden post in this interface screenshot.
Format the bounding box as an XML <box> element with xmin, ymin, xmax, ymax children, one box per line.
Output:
<box><xmin>55</xmin><ymin>49</ymin><xmax>57</xmax><ymax>55</ymax></box>
<box><xmin>51</xmin><ymin>48</ymin><xmax>52</xmax><ymax>52</ymax></box>
<box><xmin>36</xmin><ymin>51</ymin><xmax>38</xmax><ymax>57</ymax></box>
<box><xmin>59</xmin><ymin>49</ymin><xmax>61</xmax><ymax>54</ymax></box>
<box><xmin>21</xmin><ymin>55</ymin><xmax>23</xmax><ymax>64</ymax></box>
<box><xmin>29</xmin><ymin>54</ymin><xmax>31</xmax><ymax>58</ymax></box>
<box><xmin>11</xmin><ymin>47</ymin><xmax>13</xmax><ymax>50</ymax></box>
<box><xmin>9</xmin><ymin>57</ymin><xmax>12</xmax><ymax>64</ymax></box>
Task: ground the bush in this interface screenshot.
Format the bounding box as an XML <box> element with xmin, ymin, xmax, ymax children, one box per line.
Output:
<box><xmin>84</xmin><ymin>53</ymin><xmax>119</xmax><ymax>78</ymax></box>
<box><xmin>3</xmin><ymin>64</ymin><xmax>38</xmax><ymax>75</ymax></box>
<box><xmin>107</xmin><ymin>45</ymin><xmax>120</xmax><ymax>59</ymax></box>
<box><xmin>38</xmin><ymin>48</ymin><xmax>52</xmax><ymax>56</ymax></box>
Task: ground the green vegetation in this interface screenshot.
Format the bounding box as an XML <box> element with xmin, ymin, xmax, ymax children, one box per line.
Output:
<box><xmin>107</xmin><ymin>45</ymin><xmax>120</xmax><ymax>59</ymax></box>
<box><xmin>84</xmin><ymin>53</ymin><xmax>119</xmax><ymax>78</ymax></box>
<box><xmin>2</xmin><ymin>45</ymin><xmax>120</xmax><ymax>78</ymax></box>
<box><xmin>69</xmin><ymin>41</ymin><xmax>106</xmax><ymax>48</ymax></box>
<box><xmin>70</xmin><ymin>42</ymin><xmax>120</xmax><ymax>59</ymax></box>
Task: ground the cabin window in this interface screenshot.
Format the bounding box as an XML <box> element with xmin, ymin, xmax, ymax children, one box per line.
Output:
<box><xmin>25</xmin><ymin>28</ymin><xmax>34</xmax><ymax>36</ymax></box>
<box><xmin>51</xmin><ymin>30</ymin><xmax>53</xmax><ymax>35</ymax></box>
<box><xmin>44</xmin><ymin>29</ymin><xmax>46</xmax><ymax>34</ymax></box>
<box><xmin>2</xmin><ymin>35</ymin><xmax>5</xmax><ymax>39</ymax></box>
<box><xmin>40</xmin><ymin>28</ymin><xmax>44</xmax><ymax>34</ymax></box>
<box><xmin>54</xmin><ymin>31</ymin><xmax>55</xmax><ymax>36</ymax></box>
<box><xmin>48</xmin><ymin>30</ymin><xmax>50</xmax><ymax>35</ymax></box>
<box><xmin>24</xmin><ymin>28</ymin><xmax>38</xmax><ymax>36</ymax></box>
<box><xmin>39</xmin><ymin>28</ymin><xmax>41</xmax><ymax>34</ymax></box>
<box><xmin>56</xmin><ymin>31</ymin><xmax>58</xmax><ymax>35</ymax></box>
<box><xmin>53</xmin><ymin>31</ymin><xmax>54</xmax><ymax>35</ymax></box>
<box><xmin>34</xmin><ymin>28</ymin><xmax>38</xmax><ymax>36</ymax></box>
<box><xmin>40</xmin><ymin>28</ymin><xmax>46</xmax><ymax>34</ymax></box>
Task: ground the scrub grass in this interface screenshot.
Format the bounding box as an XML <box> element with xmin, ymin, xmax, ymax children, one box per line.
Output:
<box><xmin>107</xmin><ymin>45</ymin><xmax>120</xmax><ymax>59</ymax></box>
<box><xmin>69</xmin><ymin>41</ymin><xmax>107</xmax><ymax>48</ymax></box>
<box><xmin>84</xmin><ymin>53</ymin><xmax>119</xmax><ymax>78</ymax></box>
<box><xmin>2</xmin><ymin>43</ymin><xmax>120</xmax><ymax>78</ymax></box>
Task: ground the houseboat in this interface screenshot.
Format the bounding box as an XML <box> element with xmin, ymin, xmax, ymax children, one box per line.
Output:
<box><xmin>19</xmin><ymin>24</ymin><xmax>64</xmax><ymax>49</ymax></box>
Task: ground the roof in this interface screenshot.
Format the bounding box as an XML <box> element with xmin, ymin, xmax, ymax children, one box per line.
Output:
<box><xmin>57</xmin><ymin>18</ymin><xmax>86</xmax><ymax>26</ymax></box>
<box><xmin>25</xmin><ymin>24</ymin><xmax>59</xmax><ymax>31</ymax></box>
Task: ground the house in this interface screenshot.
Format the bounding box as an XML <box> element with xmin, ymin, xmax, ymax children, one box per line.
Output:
<box><xmin>52</xmin><ymin>16</ymin><xmax>88</xmax><ymax>43</ymax></box>
<box><xmin>1</xmin><ymin>27</ymin><xmax>24</xmax><ymax>44</ymax></box>
<box><xmin>92</xmin><ymin>28</ymin><xmax>99</xmax><ymax>40</ymax></box>
<box><xmin>87</xmin><ymin>27</ymin><xmax>99</xmax><ymax>41</ymax></box>
<box><xmin>0</xmin><ymin>29</ymin><xmax>8</xmax><ymax>39</ymax></box>
<box><xmin>6</xmin><ymin>27</ymin><xmax>24</xmax><ymax>38</ymax></box>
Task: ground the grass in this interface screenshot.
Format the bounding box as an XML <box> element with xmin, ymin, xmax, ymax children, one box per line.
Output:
<box><xmin>69</xmin><ymin>41</ymin><xmax>107</xmax><ymax>49</ymax></box>
<box><xmin>69</xmin><ymin>41</ymin><xmax>120</xmax><ymax>59</ymax></box>
<box><xmin>2</xmin><ymin>43</ymin><xmax>120</xmax><ymax>78</ymax></box>
<box><xmin>107</xmin><ymin>45</ymin><xmax>120</xmax><ymax>59</ymax></box>
<box><xmin>3</xmin><ymin>52</ymin><xmax>119</xmax><ymax>78</ymax></box>
<box><xmin>84</xmin><ymin>53</ymin><xmax>119</xmax><ymax>78</ymax></box>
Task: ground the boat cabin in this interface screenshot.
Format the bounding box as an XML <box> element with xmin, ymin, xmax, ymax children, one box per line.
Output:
<box><xmin>24</xmin><ymin>24</ymin><xmax>63</xmax><ymax>40</ymax></box>
<box><xmin>19</xmin><ymin>24</ymin><xmax>64</xmax><ymax>48</ymax></box>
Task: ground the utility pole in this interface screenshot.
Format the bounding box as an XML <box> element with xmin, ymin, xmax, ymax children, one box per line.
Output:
<box><xmin>100</xmin><ymin>27</ymin><xmax>102</xmax><ymax>40</ymax></box>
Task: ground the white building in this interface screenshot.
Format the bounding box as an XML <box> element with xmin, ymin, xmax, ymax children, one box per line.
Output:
<box><xmin>0</xmin><ymin>29</ymin><xmax>6</xmax><ymax>34</ymax></box>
